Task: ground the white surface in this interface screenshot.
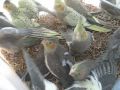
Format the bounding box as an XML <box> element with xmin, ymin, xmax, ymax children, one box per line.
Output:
<box><xmin>0</xmin><ymin>57</ymin><xmax>29</xmax><ymax>90</ymax></box>
<box><xmin>44</xmin><ymin>79</ymin><xmax>58</xmax><ymax>90</ymax></box>
<box><xmin>112</xmin><ymin>78</ymin><xmax>120</xmax><ymax>90</ymax></box>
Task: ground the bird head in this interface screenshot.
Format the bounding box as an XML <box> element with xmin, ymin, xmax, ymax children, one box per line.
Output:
<box><xmin>0</xmin><ymin>27</ymin><xmax>21</xmax><ymax>53</ymax></box>
<box><xmin>54</xmin><ymin>0</ymin><xmax>65</xmax><ymax>13</ymax></box>
<box><xmin>42</xmin><ymin>38</ymin><xmax>58</xmax><ymax>53</ymax></box>
<box><xmin>69</xmin><ymin>64</ymin><xmax>80</xmax><ymax>79</ymax></box>
<box><xmin>69</xmin><ymin>62</ymin><xmax>88</xmax><ymax>81</ymax></box>
<box><xmin>74</xmin><ymin>20</ymin><xmax>89</xmax><ymax>41</ymax></box>
<box><xmin>3</xmin><ymin>0</ymin><xmax>17</xmax><ymax>13</ymax></box>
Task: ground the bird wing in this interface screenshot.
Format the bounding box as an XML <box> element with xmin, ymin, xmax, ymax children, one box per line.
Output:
<box><xmin>91</xmin><ymin>60</ymin><xmax>117</xmax><ymax>90</ymax></box>
<box><xmin>30</xmin><ymin>27</ymin><xmax>61</xmax><ymax>38</ymax></box>
<box><xmin>22</xmin><ymin>49</ymin><xmax>45</xmax><ymax>90</ymax></box>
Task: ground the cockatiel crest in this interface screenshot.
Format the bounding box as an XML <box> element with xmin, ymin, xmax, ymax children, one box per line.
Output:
<box><xmin>73</xmin><ymin>20</ymin><xmax>89</xmax><ymax>41</ymax></box>
<box><xmin>54</xmin><ymin>0</ymin><xmax>65</xmax><ymax>13</ymax></box>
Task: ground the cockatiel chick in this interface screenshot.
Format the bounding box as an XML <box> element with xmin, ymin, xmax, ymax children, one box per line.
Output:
<box><xmin>54</xmin><ymin>0</ymin><xmax>111</xmax><ymax>32</ymax></box>
<box><xmin>23</xmin><ymin>49</ymin><xmax>58</xmax><ymax>90</ymax></box>
<box><xmin>3</xmin><ymin>0</ymin><xmax>38</xmax><ymax>28</ymax></box>
<box><xmin>69</xmin><ymin>60</ymin><xmax>97</xmax><ymax>80</ymax></box>
<box><xmin>64</xmin><ymin>0</ymin><xmax>101</xmax><ymax>25</ymax></box>
<box><xmin>3</xmin><ymin>0</ymin><xmax>55</xmax><ymax>28</ymax></box>
<box><xmin>42</xmin><ymin>38</ymin><xmax>75</xmax><ymax>88</ymax></box>
<box><xmin>100</xmin><ymin>0</ymin><xmax>120</xmax><ymax>19</ymax></box>
<box><xmin>70</xmin><ymin>20</ymin><xmax>93</xmax><ymax>55</ymax></box>
<box><xmin>66</xmin><ymin>60</ymin><xmax>117</xmax><ymax>90</ymax></box>
<box><xmin>60</xmin><ymin>19</ymin><xmax>93</xmax><ymax>55</ymax></box>
<box><xmin>0</xmin><ymin>27</ymin><xmax>60</xmax><ymax>52</ymax></box>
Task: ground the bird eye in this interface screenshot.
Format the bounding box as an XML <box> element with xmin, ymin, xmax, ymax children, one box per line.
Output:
<box><xmin>6</xmin><ymin>5</ymin><xmax>9</xmax><ymax>8</ymax></box>
<box><xmin>4</xmin><ymin>4</ymin><xmax>9</xmax><ymax>9</ymax></box>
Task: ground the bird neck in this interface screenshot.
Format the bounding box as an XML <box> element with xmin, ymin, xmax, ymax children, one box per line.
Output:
<box><xmin>54</xmin><ymin>0</ymin><xmax>67</xmax><ymax>13</ymax></box>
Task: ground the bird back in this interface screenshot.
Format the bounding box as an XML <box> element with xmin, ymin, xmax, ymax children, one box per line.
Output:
<box><xmin>91</xmin><ymin>60</ymin><xmax>118</xmax><ymax>90</ymax></box>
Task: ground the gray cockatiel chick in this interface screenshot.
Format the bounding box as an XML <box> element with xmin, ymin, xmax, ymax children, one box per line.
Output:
<box><xmin>64</xmin><ymin>0</ymin><xmax>90</xmax><ymax>16</ymax></box>
<box><xmin>70</xmin><ymin>20</ymin><xmax>93</xmax><ymax>55</ymax></box>
<box><xmin>66</xmin><ymin>60</ymin><xmax>117</xmax><ymax>90</ymax></box>
<box><xmin>64</xmin><ymin>0</ymin><xmax>101</xmax><ymax>25</ymax></box>
<box><xmin>69</xmin><ymin>60</ymin><xmax>98</xmax><ymax>80</ymax></box>
<box><xmin>21</xmin><ymin>46</ymin><xmax>50</xmax><ymax>82</ymax></box>
<box><xmin>0</xmin><ymin>27</ymin><xmax>60</xmax><ymax>52</ymax></box>
<box><xmin>0</xmin><ymin>56</ymin><xmax>29</xmax><ymax>90</ymax></box>
<box><xmin>0</xmin><ymin>12</ymin><xmax>15</xmax><ymax>29</ymax></box>
<box><xmin>22</xmin><ymin>49</ymin><xmax>58</xmax><ymax>90</ymax></box>
<box><xmin>42</xmin><ymin>38</ymin><xmax>75</xmax><ymax>88</ymax></box>
<box><xmin>60</xmin><ymin>20</ymin><xmax>93</xmax><ymax>55</ymax></box>
<box><xmin>100</xmin><ymin>0</ymin><xmax>120</xmax><ymax>19</ymax></box>
<box><xmin>54</xmin><ymin>0</ymin><xmax>111</xmax><ymax>32</ymax></box>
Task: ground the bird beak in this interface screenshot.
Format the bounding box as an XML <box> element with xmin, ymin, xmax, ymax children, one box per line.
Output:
<box><xmin>69</xmin><ymin>70</ymin><xmax>75</xmax><ymax>77</ymax></box>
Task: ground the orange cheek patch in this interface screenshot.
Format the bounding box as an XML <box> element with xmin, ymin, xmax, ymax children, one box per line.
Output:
<box><xmin>45</xmin><ymin>42</ymin><xmax>56</xmax><ymax>49</ymax></box>
<box><xmin>55</xmin><ymin>4</ymin><xmax>64</xmax><ymax>12</ymax></box>
<box><xmin>59</xmin><ymin>5</ymin><xmax>64</xmax><ymax>11</ymax></box>
<box><xmin>49</xmin><ymin>43</ymin><xmax>56</xmax><ymax>49</ymax></box>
